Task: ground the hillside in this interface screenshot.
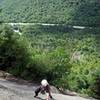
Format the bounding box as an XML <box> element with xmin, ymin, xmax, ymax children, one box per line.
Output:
<box><xmin>0</xmin><ymin>24</ymin><xmax>100</xmax><ymax>99</ymax></box>
<box><xmin>0</xmin><ymin>0</ymin><xmax>100</xmax><ymax>26</ymax></box>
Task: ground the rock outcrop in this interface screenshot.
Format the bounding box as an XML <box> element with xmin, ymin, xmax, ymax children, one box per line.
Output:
<box><xmin>0</xmin><ymin>78</ymin><xmax>96</xmax><ymax>100</ymax></box>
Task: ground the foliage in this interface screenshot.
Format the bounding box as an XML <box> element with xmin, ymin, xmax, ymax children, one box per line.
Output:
<box><xmin>22</xmin><ymin>25</ymin><xmax>100</xmax><ymax>98</ymax></box>
<box><xmin>0</xmin><ymin>25</ymin><xmax>33</xmax><ymax>76</ymax></box>
<box><xmin>92</xmin><ymin>66</ymin><xmax>100</xmax><ymax>99</ymax></box>
<box><xmin>0</xmin><ymin>24</ymin><xmax>100</xmax><ymax>98</ymax></box>
<box><xmin>0</xmin><ymin>0</ymin><xmax>100</xmax><ymax>26</ymax></box>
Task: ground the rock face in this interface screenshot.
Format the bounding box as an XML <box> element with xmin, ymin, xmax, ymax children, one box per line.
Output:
<box><xmin>50</xmin><ymin>86</ymin><xmax>60</xmax><ymax>93</ymax></box>
<box><xmin>0</xmin><ymin>78</ymin><xmax>96</xmax><ymax>100</ymax></box>
<box><xmin>59</xmin><ymin>88</ymin><xmax>78</xmax><ymax>96</ymax></box>
<box><xmin>0</xmin><ymin>70</ymin><xmax>13</xmax><ymax>79</ymax></box>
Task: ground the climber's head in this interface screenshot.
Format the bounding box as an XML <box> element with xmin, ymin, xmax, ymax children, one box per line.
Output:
<box><xmin>41</xmin><ymin>79</ymin><xmax>48</xmax><ymax>87</ymax></box>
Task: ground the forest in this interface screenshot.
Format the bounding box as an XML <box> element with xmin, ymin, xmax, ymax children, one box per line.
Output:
<box><xmin>0</xmin><ymin>24</ymin><xmax>100</xmax><ymax>98</ymax></box>
<box><xmin>0</xmin><ymin>0</ymin><xmax>100</xmax><ymax>26</ymax></box>
<box><xmin>0</xmin><ymin>0</ymin><xmax>100</xmax><ymax>99</ymax></box>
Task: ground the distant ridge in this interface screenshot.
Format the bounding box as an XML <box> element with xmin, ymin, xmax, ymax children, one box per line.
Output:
<box><xmin>0</xmin><ymin>0</ymin><xmax>100</xmax><ymax>26</ymax></box>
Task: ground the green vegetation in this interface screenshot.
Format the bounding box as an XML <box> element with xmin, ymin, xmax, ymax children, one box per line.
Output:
<box><xmin>0</xmin><ymin>0</ymin><xmax>100</xmax><ymax>26</ymax></box>
<box><xmin>0</xmin><ymin>24</ymin><xmax>99</xmax><ymax>98</ymax></box>
<box><xmin>22</xmin><ymin>25</ymin><xmax>100</xmax><ymax>98</ymax></box>
<box><xmin>0</xmin><ymin>25</ymin><xmax>33</xmax><ymax>77</ymax></box>
<box><xmin>0</xmin><ymin>0</ymin><xmax>100</xmax><ymax>99</ymax></box>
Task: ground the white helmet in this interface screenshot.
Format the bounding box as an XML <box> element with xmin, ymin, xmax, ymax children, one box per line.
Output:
<box><xmin>41</xmin><ymin>79</ymin><xmax>48</xmax><ymax>86</ymax></box>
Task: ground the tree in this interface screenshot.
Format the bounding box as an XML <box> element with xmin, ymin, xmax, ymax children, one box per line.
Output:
<box><xmin>0</xmin><ymin>25</ymin><xmax>32</xmax><ymax>76</ymax></box>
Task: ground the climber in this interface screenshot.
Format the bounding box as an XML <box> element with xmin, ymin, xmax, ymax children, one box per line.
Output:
<box><xmin>34</xmin><ymin>79</ymin><xmax>52</xmax><ymax>100</ymax></box>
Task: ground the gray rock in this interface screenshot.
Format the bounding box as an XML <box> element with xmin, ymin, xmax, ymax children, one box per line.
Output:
<box><xmin>0</xmin><ymin>78</ymin><xmax>96</xmax><ymax>100</ymax></box>
<box><xmin>50</xmin><ymin>86</ymin><xmax>60</xmax><ymax>93</ymax></box>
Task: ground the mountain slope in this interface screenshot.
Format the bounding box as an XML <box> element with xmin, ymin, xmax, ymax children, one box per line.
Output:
<box><xmin>0</xmin><ymin>0</ymin><xmax>100</xmax><ymax>26</ymax></box>
<box><xmin>0</xmin><ymin>78</ymin><xmax>95</xmax><ymax>100</ymax></box>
